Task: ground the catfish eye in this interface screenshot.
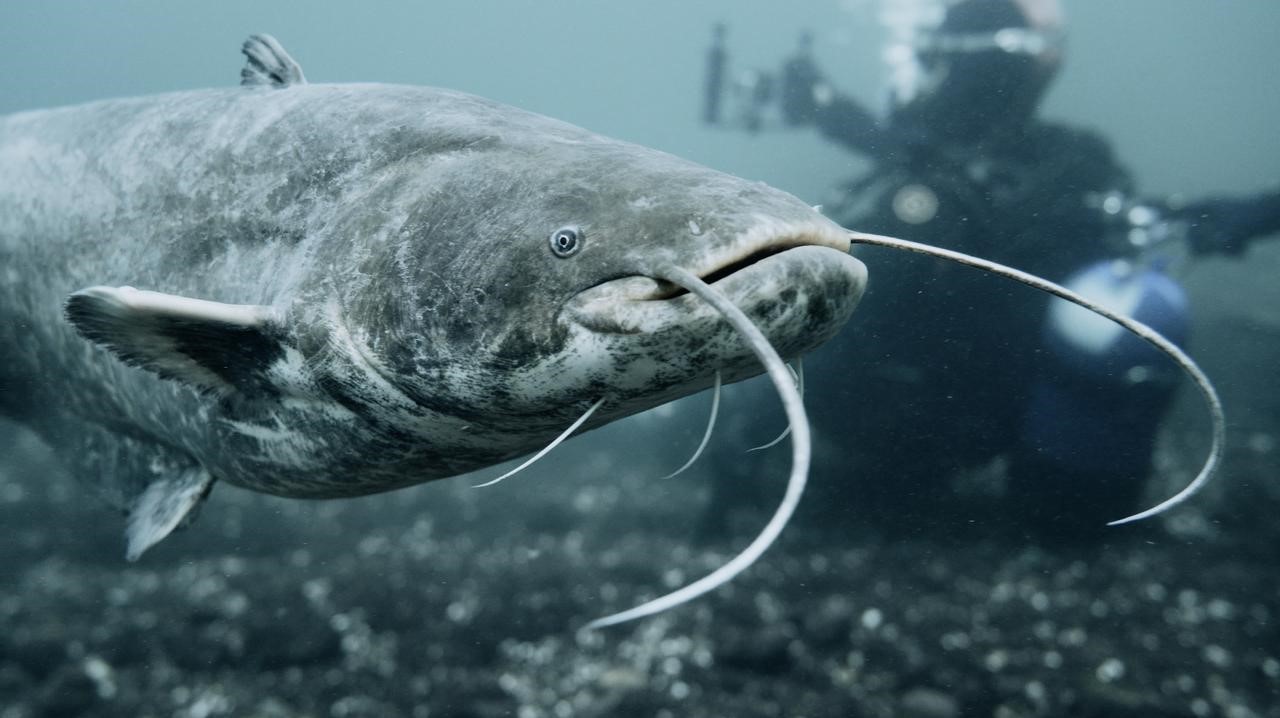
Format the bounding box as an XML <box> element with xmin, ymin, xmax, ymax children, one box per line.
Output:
<box><xmin>549</xmin><ymin>225</ymin><xmax>583</xmax><ymax>258</ymax></box>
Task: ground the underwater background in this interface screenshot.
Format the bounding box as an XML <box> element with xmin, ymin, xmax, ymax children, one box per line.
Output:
<box><xmin>2</xmin><ymin>1</ymin><xmax>1278</xmax><ymax>716</ymax></box>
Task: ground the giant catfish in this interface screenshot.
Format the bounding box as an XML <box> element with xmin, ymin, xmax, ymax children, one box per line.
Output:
<box><xmin>0</xmin><ymin>35</ymin><xmax>1220</xmax><ymax>629</ymax></box>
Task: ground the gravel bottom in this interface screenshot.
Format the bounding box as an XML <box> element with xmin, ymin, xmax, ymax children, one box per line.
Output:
<box><xmin>2</xmin><ymin>420</ymin><xmax>1278</xmax><ymax>718</ymax></box>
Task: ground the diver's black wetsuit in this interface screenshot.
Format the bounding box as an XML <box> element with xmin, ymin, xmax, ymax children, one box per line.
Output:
<box><xmin>704</xmin><ymin>70</ymin><xmax>1280</xmax><ymax>545</ymax></box>
<box><xmin>817</xmin><ymin>109</ymin><xmax>1148</xmax><ymax>531</ymax></box>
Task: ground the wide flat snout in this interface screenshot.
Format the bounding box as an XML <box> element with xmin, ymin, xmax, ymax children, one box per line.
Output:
<box><xmin>567</xmin><ymin>244</ymin><xmax>867</xmax><ymax>353</ymax></box>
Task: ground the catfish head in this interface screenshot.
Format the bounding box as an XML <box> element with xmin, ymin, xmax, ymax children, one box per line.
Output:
<box><xmin>325</xmin><ymin>113</ymin><xmax>867</xmax><ymax>449</ymax></box>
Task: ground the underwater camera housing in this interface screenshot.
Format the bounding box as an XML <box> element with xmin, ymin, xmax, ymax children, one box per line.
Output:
<box><xmin>702</xmin><ymin>24</ymin><xmax>820</xmax><ymax>133</ymax></box>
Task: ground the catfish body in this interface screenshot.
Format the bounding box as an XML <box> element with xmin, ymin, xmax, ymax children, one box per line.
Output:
<box><xmin>0</xmin><ymin>39</ymin><xmax>865</xmax><ymax>556</ymax></box>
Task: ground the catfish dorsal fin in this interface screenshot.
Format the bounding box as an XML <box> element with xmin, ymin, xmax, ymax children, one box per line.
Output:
<box><xmin>65</xmin><ymin>285</ymin><xmax>287</xmax><ymax>398</ymax></box>
<box><xmin>240</xmin><ymin>34</ymin><xmax>306</xmax><ymax>88</ymax></box>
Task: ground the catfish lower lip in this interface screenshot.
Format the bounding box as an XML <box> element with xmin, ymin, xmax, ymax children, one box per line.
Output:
<box><xmin>567</xmin><ymin>245</ymin><xmax>866</xmax><ymax>336</ymax></box>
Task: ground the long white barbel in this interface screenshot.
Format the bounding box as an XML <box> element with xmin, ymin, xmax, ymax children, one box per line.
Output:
<box><xmin>748</xmin><ymin>358</ymin><xmax>804</xmax><ymax>452</ymax></box>
<box><xmin>661</xmin><ymin>371</ymin><xmax>722</xmax><ymax>480</ymax></box>
<box><xmin>848</xmin><ymin>231</ymin><xmax>1225</xmax><ymax>525</ymax></box>
<box><xmin>472</xmin><ymin>398</ymin><xmax>606</xmax><ymax>488</ymax></box>
<box><xmin>586</xmin><ymin>265</ymin><xmax>810</xmax><ymax>629</ymax></box>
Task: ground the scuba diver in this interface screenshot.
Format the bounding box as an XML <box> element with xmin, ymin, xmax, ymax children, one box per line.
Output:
<box><xmin>699</xmin><ymin>0</ymin><xmax>1280</xmax><ymax>544</ymax></box>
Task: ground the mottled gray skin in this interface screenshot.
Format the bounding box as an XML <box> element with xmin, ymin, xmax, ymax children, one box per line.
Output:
<box><xmin>0</xmin><ymin>79</ymin><xmax>864</xmax><ymax>515</ymax></box>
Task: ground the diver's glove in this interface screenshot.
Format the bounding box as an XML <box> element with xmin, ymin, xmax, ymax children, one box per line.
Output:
<box><xmin>1178</xmin><ymin>190</ymin><xmax>1280</xmax><ymax>257</ymax></box>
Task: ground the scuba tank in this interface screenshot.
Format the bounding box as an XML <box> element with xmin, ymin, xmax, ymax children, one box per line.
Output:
<box><xmin>1021</xmin><ymin>259</ymin><xmax>1190</xmax><ymax>474</ymax></box>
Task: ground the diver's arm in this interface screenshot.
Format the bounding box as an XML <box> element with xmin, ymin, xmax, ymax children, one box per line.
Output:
<box><xmin>811</xmin><ymin>93</ymin><xmax>900</xmax><ymax>159</ymax></box>
<box><xmin>1177</xmin><ymin>188</ymin><xmax>1280</xmax><ymax>256</ymax></box>
<box><xmin>779</xmin><ymin>49</ymin><xmax>894</xmax><ymax>159</ymax></box>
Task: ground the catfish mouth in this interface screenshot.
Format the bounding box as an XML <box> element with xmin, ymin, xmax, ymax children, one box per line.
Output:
<box><xmin>567</xmin><ymin>221</ymin><xmax>857</xmax><ymax>334</ymax></box>
<box><xmin>655</xmin><ymin>244</ymin><xmax>791</xmax><ymax>301</ymax></box>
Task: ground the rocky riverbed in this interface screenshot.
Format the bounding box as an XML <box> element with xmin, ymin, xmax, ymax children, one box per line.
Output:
<box><xmin>2</xmin><ymin>408</ymin><xmax>1277</xmax><ymax>718</ymax></box>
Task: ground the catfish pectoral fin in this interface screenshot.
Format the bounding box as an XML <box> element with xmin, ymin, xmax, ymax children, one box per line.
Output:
<box><xmin>64</xmin><ymin>285</ymin><xmax>288</xmax><ymax>398</ymax></box>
